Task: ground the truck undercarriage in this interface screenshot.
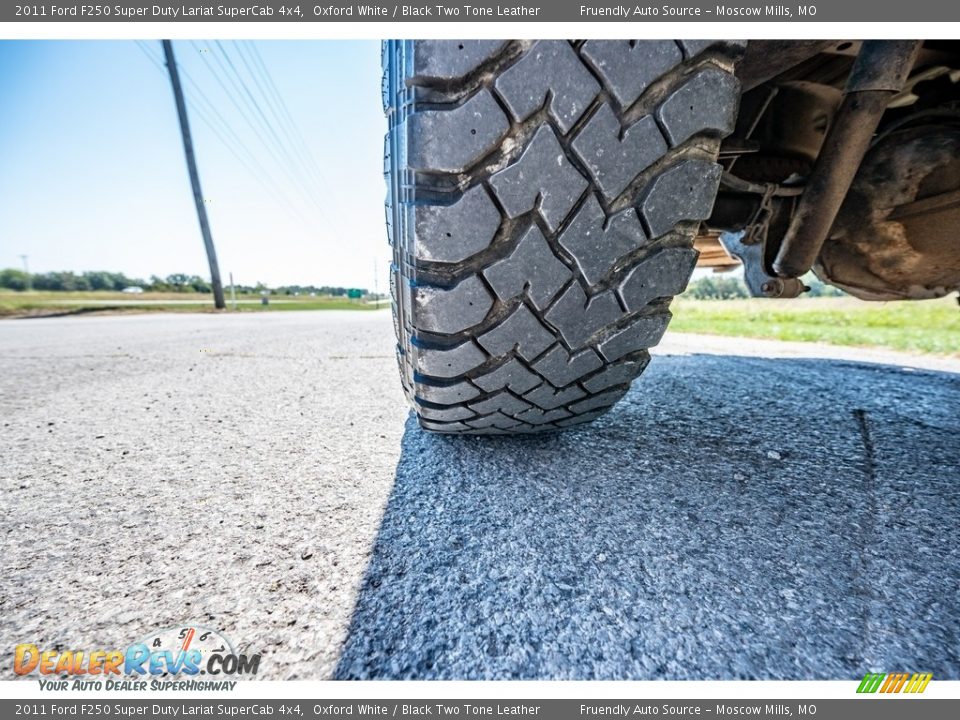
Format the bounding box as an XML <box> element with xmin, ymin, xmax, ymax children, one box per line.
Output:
<box><xmin>703</xmin><ymin>40</ymin><xmax>960</xmax><ymax>301</ymax></box>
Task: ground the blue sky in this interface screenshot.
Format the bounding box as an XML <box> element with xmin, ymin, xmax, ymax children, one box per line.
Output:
<box><xmin>0</xmin><ymin>40</ymin><xmax>387</xmax><ymax>290</ymax></box>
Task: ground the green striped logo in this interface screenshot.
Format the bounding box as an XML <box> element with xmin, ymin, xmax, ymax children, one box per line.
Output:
<box><xmin>857</xmin><ymin>672</ymin><xmax>932</xmax><ymax>694</ymax></box>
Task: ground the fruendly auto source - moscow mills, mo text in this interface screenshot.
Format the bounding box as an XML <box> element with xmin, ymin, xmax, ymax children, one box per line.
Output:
<box><xmin>580</xmin><ymin>4</ymin><xmax>812</xmax><ymax>17</ymax></box>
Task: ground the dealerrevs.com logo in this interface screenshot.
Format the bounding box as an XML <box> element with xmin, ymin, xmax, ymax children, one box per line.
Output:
<box><xmin>15</xmin><ymin>625</ymin><xmax>260</xmax><ymax>691</ymax></box>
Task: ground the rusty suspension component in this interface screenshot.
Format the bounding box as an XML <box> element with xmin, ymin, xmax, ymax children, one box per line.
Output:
<box><xmin>772</xmin><ymin>40</ymin><xmax>924</xmax><ymax>279</ymax></box>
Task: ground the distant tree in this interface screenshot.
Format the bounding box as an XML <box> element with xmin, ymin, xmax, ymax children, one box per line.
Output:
<box><xmin>148</xmin><ymin>275</ymin><xmax>170</xmax><ymax>292</ymax></box>
<box><xmin>32</xmin><ymin>271</ymin><xmax>90</xmax><ymax>291</ymax></box>
<box><xmin>30</xmin><ymin>272</ymin><xmax>57</xmax><ymax>291</ymax></box>
<box><xmin>83</xmin><ymin>271</ymin><xmax>118</xmax><ymax>291</ymax></box>
<box><xmin>0</xmin><ymin>268</ymin><xmax>30</xmax><ymax>291</ymax></box>
<box><xmin>686</xmin><ymin>275</ymin><xmax>749</xmax><ymax>300</ymax></box>
<box><xmin>269</xmin><ymin>284</ymin><xmax>369</xmax><ymax>296</ymax></box>
<box><xmin>165</xmin><ymin>273</ymin><xmax>193</xmax><ymax>291</ymax></box>
<box><xmin>188</xmin><ymin>276</ymin><xmax>211</xmax><ymax>293</ymax></box>
<box><xmin>0</xmin><ymin>268</ymin><xmax>368</xmax><ymax>297</ymax></box>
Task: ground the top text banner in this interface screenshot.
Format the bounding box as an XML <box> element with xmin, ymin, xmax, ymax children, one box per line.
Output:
<box><xmin>4</xmin><ymin>1</ymin><xmax>960</xmax><ymax>22</ymax></box>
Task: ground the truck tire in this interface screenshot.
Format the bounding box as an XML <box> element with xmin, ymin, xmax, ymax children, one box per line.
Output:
<box><xmin>383</xmin><ymin>40</ymin><xmax>743</xmax><ymax>434</ymax></box>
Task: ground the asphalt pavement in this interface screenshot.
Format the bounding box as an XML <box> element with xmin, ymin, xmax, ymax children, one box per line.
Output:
<box><xmin>1</xmin><ymin>310</ymin><xmax>958</xmax><ymax>680</ymax></box>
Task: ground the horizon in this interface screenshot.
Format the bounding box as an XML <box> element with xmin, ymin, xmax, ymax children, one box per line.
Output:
<box><xmin>0</xmin><ymin>265</ymin><xmax>377</xmax><ymax>292</ymax></box>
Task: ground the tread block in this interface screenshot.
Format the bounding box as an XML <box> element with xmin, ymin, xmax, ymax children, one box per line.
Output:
<box><xmin>465</xmin><ymin>412</ymin><xmax>523</xmax><ymax>430</ymax></box>
<box><xmin>581</xmin><ymin>40</ymin><xmax>683</xmax><ymax>109</ymax></box>
<box><xmin>473</xmin><ymin>359</ymin><xmax>541</xmax><ymax>394</ymax></box>
<box><xmin>417</xmin><ymin>404</ymin><xmax>476</xmax><ymax>422</ymax></box>
<box><xmin>483</xmin><ymin>225</ymin><xmax>571</xmax><ymax>310</ymax></box>
<box><xmin>640</xmin><ymin>159</ymin><xmax>722</xmax><ymax>238</ymax></box>
<box><xmin>414</xmin><ymin>380</ymin><xmax>481</xmax><ymax>404</ymax></box>
<box><xmin>494</xmin><ymin>40</ymin><xmax>600</xmax><ymax>133</ymax></box>
<box><xmin>597</xmin><ymin>314</ymin><xmax>671</xmax><ymax>362</ymax></box>
<box><xmin>532</xmin><ymin>345</ymin><xmax>603</xmax><ymax>387</ymax></box>
<box><xmin>558</xmin><ymin>195</ymin><xmax>648</xmax><ymax>286</ymax></box>
<box><xmin>656</xmin><ymin>67</ymin><xmax>740</xmax><ymax>147</ymax></box>
<box><xmin>523</xmin><ymin>383</ymin><xmax>586</xmax><ymax>411</ymax></box>
<box><xmin>516</xmin><ymin>407</ymin><xmax>572</xmax><ymax>425</ymax></box>
<box><xmin>677</xmin><ymin>40</ymin><xmax>718</xmax><ymax>59</ymax></box>
<box><xmin>572</xmin><ymin>104</ymin><xmax>667</xmax><ymax>202</ymax></box>
<box><xmin>413</xmin><ymin>275</ymin><xmax>494</xmax><ymax>334</ymax></box>
<box><xmin>569</xmin><ymin>388</ymin><xmax>628</xmax><ymax>414</ymax></box>
<box><xmin>420</xmin><ymin>419</ymin><xmax>470</xmax><ymax>433</ymax></box>
<box><xmin>416</xmin><ymin>341</ymin><xmax>487</xmax><ymax>379</ymax></box>
<box><xmin>408</xmin><ymin>90</ymin><xmax>509</xmax><ymax>173</ymax></box>
<box><xmin>477</xmin><ymin>304</ymin><xmax>555</xmax><ymax>361</ymax></box>
<box><xmin>468</xmin><ymin>392</ymin><xmax>532</xmax><ymax>416</ymax></box>
<box><xmin>556</xmin><ymin>409</ymin><xmax>607</xmax><ymax>428</ymax></box>
<box><xmin>544</xmin><ymin>284</ymin><xmax>621</xmax><ymax>349</ymax></box>
<box><xmin>581</xmin><ymin>356</ymin><xmax>649</xmax><ymax>393</ymax></box>
<box><xmin>489</xmin><ymin>126</ymin><xmax>589</xmax><ymax>233</ymax></box>
<box><xmin>411</xmin><ymin>40</ymin><xmax>509</xmax><ymax>82</ymax></box>
<box><xmin>414</xmin><ymin>185</ymin><xmax>501</xmax><ymax>263</ymax></box>
<box><xmin>618</xmin><ymin>247</ymin><xmax>698</xmax><ymax>312</ymax></box>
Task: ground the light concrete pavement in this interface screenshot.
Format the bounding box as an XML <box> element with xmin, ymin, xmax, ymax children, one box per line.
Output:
<box><xmin>1</xmin><ymin>311</ymin><xmax>958</xmax><ymax>679</ymax></box>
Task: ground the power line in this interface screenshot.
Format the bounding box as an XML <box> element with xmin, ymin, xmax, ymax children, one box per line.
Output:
<box><xmin>172</xmin><ymin>55</ymin><xmax>321</xmax><ymax>230</ymax></box>
<box><xmin>185</xmin><ymin>98</ymin><xmax>320</xmax><ymax>232</ymax></box>
<box><xmin>136</xmin><ymin>40</ymin><xmax>308</xmax><ymax>225</ymax></box>
<box><xmin>208</xmin><ymin>40</ymin><xmax>329</xmax><ymax>218</ymax></box>
<box><xmin>238</xmin><ymin>41</ymin><xmax>335</xmax><ymax>200</ymax></box>
<box><xmin>134</xmin><ymin>40</ymin><xmax>320</xmax><ymax>232</ymax></box>
<box><xmin>247</xmin><ymin>41</ymin><xmax>334</xmax><ymax>196</ymax></box>
<box><xmin>187</xmin><ymin>39</ymin><xmax>323</xmax><ymax>217</ymax></box>
<box><xmin>232</xmin><ymin>41</ymin><xmax>316</xmax><ymax>187</ymax></box>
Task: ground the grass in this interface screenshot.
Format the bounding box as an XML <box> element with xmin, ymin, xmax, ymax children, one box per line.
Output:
<box><xmin>0</xmin><ymin>290</ymin><xmax>384</xmax><ymax>318</ymax></box>
<box><xmin>669</xmin><ymin>296</ymin><xmax>960</xmax><ymax>356</ymax></box>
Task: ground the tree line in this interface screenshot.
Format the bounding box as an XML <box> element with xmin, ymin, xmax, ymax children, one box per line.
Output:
<box><xmin>0</xmin><ymin>268</ymin><xmax>369</xmax><ymax>296</ymax></box>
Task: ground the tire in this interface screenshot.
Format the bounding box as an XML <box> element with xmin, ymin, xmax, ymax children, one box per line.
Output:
<box><xmin>383</xmin><ymin>40</ymin><xmax>744</xmax><ymax>434</ymax></box>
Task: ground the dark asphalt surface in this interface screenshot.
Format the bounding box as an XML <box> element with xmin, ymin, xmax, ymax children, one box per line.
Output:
<box><xmin>336</xmin><ymin>352</ymin><xmax>960</xmax><ymax>680</ymax></box>
<box><xmin>1</xmin><ymin>312</ymin><xmax>958</xmax><ymax>680</ymax></box>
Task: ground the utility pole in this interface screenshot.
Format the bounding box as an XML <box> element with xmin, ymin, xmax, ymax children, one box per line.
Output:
<box><xmin>162</xmin><ymin>39</ymin><xmax>225</xmax><ymax>309</ymax></box>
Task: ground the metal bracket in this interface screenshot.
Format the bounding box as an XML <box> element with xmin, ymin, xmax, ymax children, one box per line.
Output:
<box><xmin>719</xmin><ymin>231</ymin><xmax>808</xmax><ymax>299</ymax></box>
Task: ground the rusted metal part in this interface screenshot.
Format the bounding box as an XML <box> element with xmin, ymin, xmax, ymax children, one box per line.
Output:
<box><xmin>720</xmin><ymin>172</ymin><xmax>804</xmax><ymax>198</ymax></box>
<box><xmin>751</xmin><ymin>82</ymin><xmax>842</xmax><ymax>164</ymax></box>
<box><xmin>694</xmin><ymin>234</ymin><xmax>741</xmax><ymax>271</ymax></box>
<box><xmin>719</xmin><ymin>231</ymin><xmax>808</xmax><ymax>298</ymax></box>
<box><xmin>889</xmin><ymin>187</ymin><xmax>960</xmax><ymax>221</ymax></box>
<box><xmin>722</xmin><ymin>85</ymin><xmax>777</xmax><ymax>173</ymax></box>
<box><xmin>736</xmin><ymin>41</ymin><xmax>841</xmax><ymax>92</ymax></box>
<box><xmin>815</xmin><ymin>125</ymin><xmax>960</xmax><ymax>300</ymax></box>
<box><xmin>772</xmin><ymin>40</ymin><xmax>924</xmax><ymax>279</ymax></box>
